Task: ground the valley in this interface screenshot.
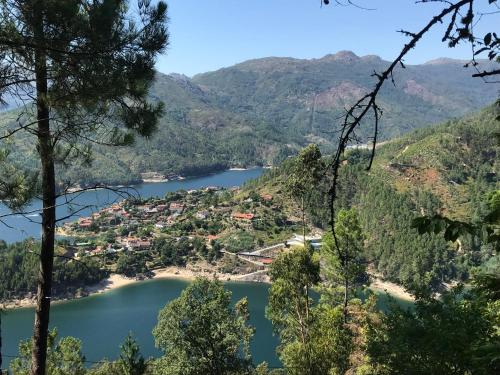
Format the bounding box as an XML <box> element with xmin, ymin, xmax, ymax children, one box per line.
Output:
<box><xmin>1</xmin><ymin>52</ymin><xmax>497</xmax><ymax>187</ymax></box>
<box><xmin>2</xmin><ymin>104</ymin><xmax>497</xmax><ymax>307</ymax></box>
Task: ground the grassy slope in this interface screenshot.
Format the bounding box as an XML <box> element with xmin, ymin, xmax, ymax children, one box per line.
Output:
<box><xmin>372</xmin><ymin>105</ymin><xmax>499</xmax><ymax>220</ymax></box>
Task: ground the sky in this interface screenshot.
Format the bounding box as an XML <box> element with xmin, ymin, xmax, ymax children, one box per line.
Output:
<box><xmin>155</xmin><ymin>0</ymin><xmax>498</xmax><ymax>77</ymax></box>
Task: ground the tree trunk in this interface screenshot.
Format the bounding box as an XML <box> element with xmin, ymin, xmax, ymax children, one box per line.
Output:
<box><xmin>31</xmin><ymin>6</ymin><xmax>55</xmax><ymax>375</ymax></box>
<box><xmin>343</xmin><ymin>275</ymin><xmax>349</xmax><ymax>323</ymax></box>
<box><xmin>1</xmin><ymin>311</ymin><xmax>3</xmax><ymax>373</ymax></box>
<box><xmin>343</xmin><ymin>243</ymin><xmax>350</xmax><ymax>323</ymax></box>
<box><xmin>301</xmin><ymin>195</ymin><xmax>306</xmax><ymax>246</ymax></box>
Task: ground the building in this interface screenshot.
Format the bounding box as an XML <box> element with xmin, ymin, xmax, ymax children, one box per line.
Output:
<box><xmin>169</xmin><ymin>202</ymin><xmax>185</xmax><ymax>213</ymax></box>
<box><xmin>232</xmin><ymin>212</ymin><xmax>255</xmax><ymax>221</ymax></box>
<box><xmin>195</xmin><ymin>210</ymin><xmax>209</xmax><ymax>220</ymax></box>
<box><xmin>78</xmin><ymin>218</ymin><xmax>93</xmax><ymax>229</ymax></box>
<box><xmin>260</xmin><ymin>257</ymin><xmax>274</xmax><ymax>265</ymax></box>
<box><xmin>123</xmin><ymin>237</ymin><xmax>151</xmax><ymax>250</ymax></box>
<box><xmin>156</xmin><ymin>204</ymin><xmax>168</xmax><ymax>212</ymax></box>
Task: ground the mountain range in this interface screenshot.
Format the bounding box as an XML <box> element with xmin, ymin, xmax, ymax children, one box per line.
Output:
<box><xmin>1</xmin><ymin>51</ymin><xmax>498</xmax><ymax>185</ymax></box>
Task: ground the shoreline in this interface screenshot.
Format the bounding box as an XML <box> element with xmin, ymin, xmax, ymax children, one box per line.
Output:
<box><xmin>2</xmin><ymin>268</ymin><xmax>413</xmax><ymax>311</ymax></box>
<box><xmin>62</xmin><ymin>166</ymin><xmax>265</xmax><ymax>195</ymax></box>
<box><xmin>1</xmin><ymin>266</ymin><xmax>270</xmax><ymax>311</ymax></box>
<box><xmin>370</xmin><ymin>277</ymin><xmax>414</xmax><ymax>301</ymax></box>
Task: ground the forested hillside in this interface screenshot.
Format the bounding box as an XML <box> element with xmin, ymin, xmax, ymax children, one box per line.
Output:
<box><xmin>1</xmin><ymin>52</ymin><xmax>497</xmax><ymax>186</ymax></box>
<box><xmin>245</xmin><ymin>104</ymin><xmax>499</xmax><ymax>294</ymax></box>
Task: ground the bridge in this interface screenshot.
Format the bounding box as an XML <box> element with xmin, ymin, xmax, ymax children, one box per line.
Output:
<box><xmin>221</xmin><ymin>234</ymin><xmax>323</xmax><ymax>266</ymax></box>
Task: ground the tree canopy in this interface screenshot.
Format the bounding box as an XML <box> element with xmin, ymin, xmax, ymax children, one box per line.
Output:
<box><xmin>153</xmin><ymin>277</ymin><xmax>255</xmax><ymax>375</ymax></box>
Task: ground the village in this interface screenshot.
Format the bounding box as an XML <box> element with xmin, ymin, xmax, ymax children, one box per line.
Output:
<box><xmin>57</xmin><ymin>185</ymin><xmax>321</xmax><ymax>279</ymax></box>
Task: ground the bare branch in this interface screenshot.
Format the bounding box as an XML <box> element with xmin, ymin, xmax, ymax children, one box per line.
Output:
<box><xmin>472</xmin><ymin>68</ymin><xmax>500</xmax><ymax>77</ymax></box>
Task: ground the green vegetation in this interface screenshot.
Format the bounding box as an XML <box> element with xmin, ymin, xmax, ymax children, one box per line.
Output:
<box><xmin>285</xmin><ymin>144</ymin><xmax>325</xmax><ymax>243</ymax></box>
<box><xmin>1</xmin><ymin>54</ymin><xmax>497</xmax><ymax>186</ymax></box>
<box><xmin>153</xmin><ymin>278</ymin><xmax>255</xmax><ymax>375</ymax></box>
<box><xmin>266</xmin><ymin>246</ymin><xmax>352</xmax><ymax>375</ymax></box>
<box><xmin>8</xmin><ymin>272</ymin><xmax>498</xmax><ymax>374</ymax></box>
<box><xmin>366</xmin><ymin>279</ymin><xmax>500</xmax><ymax>374</ymax></box>
<box><xmin>11</xmin><ymin>329</ymin><xmax>86</xmax><ymax>375</ymax></box>
<box><xmin>0</xmin><ymin>184</ymin><xmax>300</xmax><ymax>302</ymax></box>
<box><xmin>248</xmin><ymin>104</ymin><xmax>499</xmax><ymax>295</ymax></box>
<box><xmin>1</xmin><ymin>106</ymin><xmax>497</xmax><ymax>305</ymax></box>
<box><xmin>321</xmin><ymin>209</ymin><xmax>368</xmax><ymax>318</ymax></box>
<box><xmin>2</xmin><ymin>104</ymin><xmax>499</xmax><ymax>374</ymax></box>
<box><xmin>0</xmin><ymin>240</ymin><xmax>106</xmax><ymax>301</ymax></box>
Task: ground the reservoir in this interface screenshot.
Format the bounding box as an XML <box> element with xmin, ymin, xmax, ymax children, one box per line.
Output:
<box><xmin>0</xmin><ymin>167</ymin><xmax>410</xmax><ymax>370</ymax></box>
<box><xmin>2</xmin><ymin>274</ymin><xmax>409</xmax><ymax>370</ymax></box>
<box><xmin>0</xmin><ymin>168</ymin><xmax>264</xmax><ymax>244</ymax></box>
<box><xmin>2</xmin><ymin>279</ymin><xmax>280</xmax><ymax>369</ymax></box>
<box><xmin>1</xmin><ymin>168</ymin><xmax>278</xmax><ymax>368</ymax></box>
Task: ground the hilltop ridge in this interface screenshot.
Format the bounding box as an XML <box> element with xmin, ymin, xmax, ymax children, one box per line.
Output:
<box><xmin>1</xmin><ymin>51</ymin><xmax>497</xmax><ymax>186</ymax></box>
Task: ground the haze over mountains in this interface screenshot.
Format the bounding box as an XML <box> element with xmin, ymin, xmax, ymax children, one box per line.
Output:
<box><xmin>2</xmin><ymin>51</ymin><xmax>498</xmax><ymax>185</ymax></box>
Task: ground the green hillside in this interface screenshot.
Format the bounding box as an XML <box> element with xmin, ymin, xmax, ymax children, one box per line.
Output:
<box><xmin>244</xmin><ymin>104</ymin><xmax>499</xmax><ymax>293</ymax></box>
<box><xmin>1</xmin><ymin>52</ymin><xmax>497</xmax><ymax>186</ymax></box>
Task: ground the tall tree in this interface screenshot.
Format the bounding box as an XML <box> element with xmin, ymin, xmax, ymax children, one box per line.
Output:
<box><xmin>266</xmin><ymin>246</ymin><xmax>352</xmax><ymax>375</ymax></box>
<box><xmin>322</xmin><ymin>209</ymin><xmax>367</xmax><ymax>322</ymax></box>
<box><xmin>118</xmin><ymin>334</ymin><xmax>147</xmax><ymax>375</ymax></box>
<box><xmin>366</xmin><ymin>283</ymin><xmax>499</xmax><ymax>375</ymax></box>
<box><xmin>1</xmin><ymin>309</ymin><xmax>3</xmax><ymax>374</ymax></box>
<box><xmin>153</xmin><ymin>277</ymin><xmax>254</xmax><ymax>375</ymax></box>
<box><xmin>285</xmin><ymin>144</ymin><xmax>325</xmax><ymax>244</ymax></box>
<box><xmin>267</xmin><ymin>246</ymin><xmax>320</xmax><ymax>350</ymax></box>
<box><xmin>0</xmin><ymin>1</ymin><xmax>168</xmax><ymax>374</ymax></box>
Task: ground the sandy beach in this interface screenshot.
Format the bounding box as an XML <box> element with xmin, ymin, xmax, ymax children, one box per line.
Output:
<box><xmin>370</xmin><ymin>277</ymin><xmax>414</xmax><ymax>301</ymax></box>
<box><xmin>2</xmin><ymin>267</ymin><xmax>411</xmax><ymax>310</ymax></box>
<box><xmin>1</xmin><ymin>265</ymin><xmax>268</xmax><ymax>310</ymax></box>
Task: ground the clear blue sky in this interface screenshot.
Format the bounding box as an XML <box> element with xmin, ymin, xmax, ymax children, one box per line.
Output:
<box><xmin>155</xmin><ymin>0</ymin><xmax>497</xmax><ymax>77</ymax></box>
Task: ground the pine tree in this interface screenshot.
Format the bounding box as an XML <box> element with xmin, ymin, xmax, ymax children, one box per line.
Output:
<box><xmin>0</xmin><ymin>1</ymin><xmax>168</xmax><ymax>374</ymax></box>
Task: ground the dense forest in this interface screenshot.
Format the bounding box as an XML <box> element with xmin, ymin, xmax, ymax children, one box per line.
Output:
<box><xmin>0</xmin><ymin>240</ymin><xmax>106</xmax><ymax>301</ymax></box>
<box><xmin>1</xmin><ymin>105</ymin><xmax>496</xmax><ymax>300</ymax></box>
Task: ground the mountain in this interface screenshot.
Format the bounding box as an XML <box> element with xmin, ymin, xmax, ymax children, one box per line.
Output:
<box><xmin>0</xmin><ymin>51</ymin><xmax>498</xmax><ymax>185</ymax></box>
<box><xmin>243</xmin><ymin>104</ymin><xmax>499</xmax><ymax>292</ymax></box>
<box><xmin>192</xmin><ymin>51</ymin><xmax>496</xmax><ymax>142</ymax></box>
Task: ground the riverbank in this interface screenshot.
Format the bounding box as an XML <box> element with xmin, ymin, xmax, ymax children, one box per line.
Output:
<box><xmin>370</xmin><ymin>277</ymin><xmax>414</xmax><ymax>301</ymax></box>
<box><xmin>2</xmin><ymin>268</ymin><xmax>409</xmax><ymax>310</ymax></box>
<box><xmin>1</xmin><ymin>264</ymin><xmax>270</xmax><ymax>310</ymax></box>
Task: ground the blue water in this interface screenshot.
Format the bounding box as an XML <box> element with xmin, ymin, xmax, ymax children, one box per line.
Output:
<box><xmin>2</xmin><ymin>279</ymin><xmax>279</xmax><ymax>369</ymax></box>
<box><xmin>1</xmin><ymin>168</ymin><xmax>279</xmax><ymax>370</ymax></box>
<box><xmin>0</xmin><ymin>168</ymin><xmax>264</xmax><ymax>244</ymax></box>
<box><xmin>0</xmin><ymin>167</ymin><xmax>409</xmax><ymax>370</ymax></box>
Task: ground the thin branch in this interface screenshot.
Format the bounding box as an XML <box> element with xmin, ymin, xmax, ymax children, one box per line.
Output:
<box><xmin>472</xmin><ymin>68</ymin><xmax>500</xmax><ymax>77</ymax></box>
<box><xmin>326</xmin><ymin>0</ymin><xmax>476</xmax><ymax>248</ymax></box>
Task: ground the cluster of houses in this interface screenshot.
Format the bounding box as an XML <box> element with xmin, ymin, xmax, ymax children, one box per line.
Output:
<box><xmin>64</xmin><ymin>187</ymin><xmax>276</xmax><ymax>259</ymax></box>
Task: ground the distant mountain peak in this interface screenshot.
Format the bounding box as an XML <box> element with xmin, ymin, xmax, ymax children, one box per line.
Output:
<box><xmin>321</xmin><ymin>50</ymin><xmax>360</xmax><ymax>62</ymax></box>
<box><xmin>169</xmin><ymin>73</ymin><xmax>192</xmax><ymax>82</ymax></box>
<box><xmin>360</xmin><ymin>54</ymin><xmax>383</xmax><ymax>63</ymax></box>
<box><xmin>424</xmin><ymin>57</ymin><xmax>467</xmax><ymax>65</ymax></box>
